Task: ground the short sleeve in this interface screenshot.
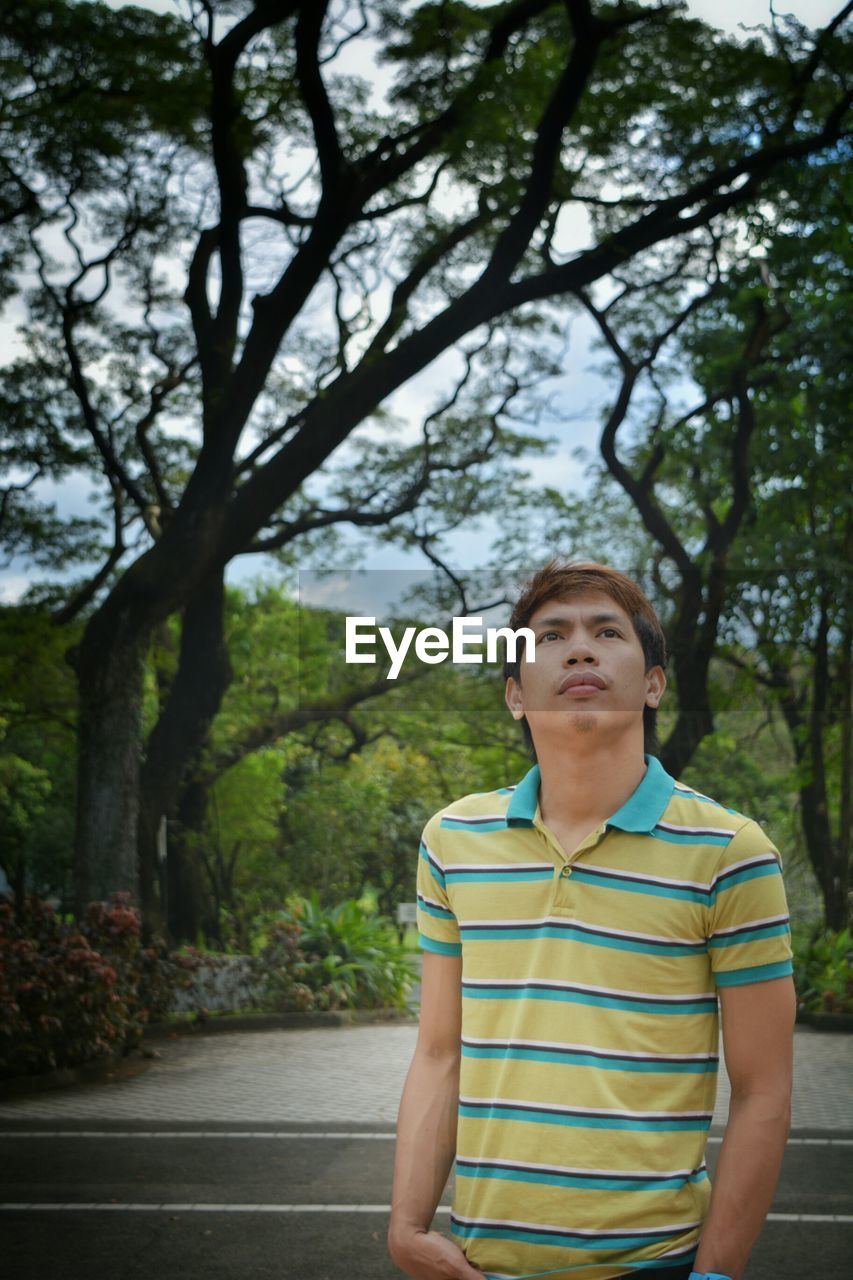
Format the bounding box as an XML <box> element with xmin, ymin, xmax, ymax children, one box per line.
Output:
<box><xmin>416</xmin><ymin>812</ymin><xmax>461</xmax><ymax>956</ymax></box>
<box><xmin>707</xmin><ymin>819</ymin><xmax>794</xmax><ymax>988</ymax></box>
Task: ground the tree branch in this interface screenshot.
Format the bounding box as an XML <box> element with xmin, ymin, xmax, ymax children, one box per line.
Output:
<box><xmin>782</xmin><ymin>0</ymin><xmax>853</xmax><ymax>127</ymax></box>
<box><xmin>192</xmin><ymin>2</ymin><xmax>300</xmax><ymax>402</ymax></box>
<box><xmin>0</xmin><ymin>468</ymin><xmax>42</xmax><ymax>543</ymax></box>
<box><xmin>202</xmin><ymin>668</ymin><xmax>428</xmax><ymax>787</ymax></box>
<box><xmin>52</xmin><ymin>483</ymin><xmax>126</xmax><ymax>626</ymax></box>
<box><xmin>246</xmin><ymin>333</ymin><xmax>503</xmax><ymax>553</ymax></box>
<box><xmin>211</xmin><ymin>18</ymin><xmax>850</xmax><ymax>566</ymax></box>
<box><xmin>478</xmin><ymin>0</ymin><xmax>605</xmax><ymax>285</ymax></box>
<box><xmin>295</xmin><ymin>0</ymin><xmax>344</xmax><ymax>192</ymax></box>
<box><xmin>183</xmin><ymin>225</ymin><xmax>218</xmax><ymax>380</ymax></box>
<box><xmin>29</xmin><ymin>225</ymin><xmax>151</xmax><ymax>513</ymax></box>
<box><xmin>319</xmin><ymin>1</ymin><xmax>368</xmax><ymax>66</ymax></box>
<box><xmin>364</xmin><ymin>207</ymin><xmax>492</xmax><ymax>360</ymax></box>
<box><xmin>502</xmin><ymin>87</ymin><xmax>851</xmax><ymax>313</ymax></box>
<box><xmin>577</xmin><ymin>285</ymin><xmax>705</xmax><ymax>576</ymax></box>
<box><xmin>707</xmin><ymin>300</ymin><xmax>776</xmax><ymax>555</ymax></box>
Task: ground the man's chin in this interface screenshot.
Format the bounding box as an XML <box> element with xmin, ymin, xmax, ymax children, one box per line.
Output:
<box><xmin>566</xmin><ymin>710</ymin><xmax>598</xmax><ymax>735</ymax></box>
<box><xmin>531</xmin><ymin>708</ymin><xmax>633</xmax><ymax>742</ymax></box>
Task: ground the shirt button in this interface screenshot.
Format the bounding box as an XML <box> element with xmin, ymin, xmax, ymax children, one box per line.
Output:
<box><xmin>560</xmin><ymin>865</ymin><xmax>572</xmax><ymax>879</ymax></box>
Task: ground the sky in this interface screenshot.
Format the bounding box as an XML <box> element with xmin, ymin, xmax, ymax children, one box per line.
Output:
<box><xmin>103</xmin><ymin>1</ymin><xmax>844</xmax><ymax>28</ymax></box>
<box><xmin>1</xmin><ymin>0</ymin><xmax>845</xmax><ymax>609</ymax></box>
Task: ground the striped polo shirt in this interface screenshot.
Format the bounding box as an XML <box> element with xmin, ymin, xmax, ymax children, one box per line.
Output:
<box><xmin>416</xmin><ymin>754</ymin><xmax>793</xmax><ymax>1280</ymax></box>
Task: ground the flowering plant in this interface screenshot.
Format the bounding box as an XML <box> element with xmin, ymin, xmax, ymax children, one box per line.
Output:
<box><xmin>0</xmin><ymin>893</ymin><xmax>194</xmax><ymax>1078</ymax></box>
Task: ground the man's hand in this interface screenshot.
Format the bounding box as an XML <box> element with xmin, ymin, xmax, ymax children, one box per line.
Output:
<box><xmin>388</xmin><ymin>1226</ymin><xmax>485</xmax><ymax>1279</ymax></box>
<box><xmin>691</xmin><ymin>976</ymin><xmax>795</xmax><ymax>1279</ymax></box>
<box><xmin>388</xmin><ymin>953</ymin><xmax>471</xmax><ymax>1277</ymax></box>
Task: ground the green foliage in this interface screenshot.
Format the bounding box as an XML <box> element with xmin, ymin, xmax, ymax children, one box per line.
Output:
<box><xmin>552</xmin><ymin>138</ymin><xmax>852</xmax><ymax>928</ymax></box>
<box><xmin>0</xmin><ymin>727</ymin><xmax>51</xmax><ymax>844</ymax></box>
<box><xmin>257</xmin><ymin>892</ymin><xmax>417</xmax><ymax>1013</ymax></box>
<box><xmin>207</xmin><ymin>749</ymin><xmax>289</xmax><ymax>904</ymax></box>
<box><xmin>792</xmin><ymin>927</ymin><xmax>853</xmax><ymax>1016</ymax></box>
<box><xmin>0</xmin><ymin>606</ymin><xmax>79</xmax><ymax>902</ymax></box>
<box><xmin>681</xmin><ymin>729</ymin><xmax>784</xmax><ymax>823</ymax></box>
<box><xmin>678</xmin><ymin>714</ymin><xmax>823</xmax><ymax>926</ymax></box>
<box><xmin>158</xmin><ymin>581</ymin><xmax>836</xmax><ymax>938</ymax></box>
<box><xmin>0</xmin><ymin>0</ymin><xmax>206</xmax><ymax>170</ymax></box>
<box><xmin>187</xmin><ymin>583</ymin><xmax>526</xmax><ymax>942</ymax></box>
<box><xmin>0</xmin><ymin>892</ymin><xmax>194</xmax><ymax>1078</ymax></box>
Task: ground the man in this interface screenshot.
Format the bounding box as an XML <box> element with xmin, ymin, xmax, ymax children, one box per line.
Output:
<box><xmin>388</xmin><ymin>560</ymin><xmax>795</xmax><ymax>1280</ymax></box>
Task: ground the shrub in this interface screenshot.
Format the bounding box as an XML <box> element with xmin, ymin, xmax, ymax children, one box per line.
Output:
<box><xmin>792</xmin><ymin>927</ymin><xmax>853</xmax><ymax>1015</ymax></box>
<box><xmin>1</xmin><ymin>890</ymin><xmax>418</xmax><ymax>1077</ymax></box>
<box><xmin>255</xmin><ymin>920</ymin><xmax>317</xmax><ymax>1012</ymax></box>
<box><xmin>0</xmin><ymin>892</ymin><xmax>193</xmax><ymax>1078</ymax></box>
<box><xmin>256</xmin><ymin>893</ymin><xmax>417</xmax><ymax>1013</ymax></box>
<box><xmin>136</xmin><ymin>934</ymin><xmax>204</xmax><ymax>1022</ymax></box>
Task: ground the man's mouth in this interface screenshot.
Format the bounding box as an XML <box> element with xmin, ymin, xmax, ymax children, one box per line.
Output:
<box><xmin>558</xmin><ymin>673</ymin><xmax>607</xmax><ymax>695</ymax></box>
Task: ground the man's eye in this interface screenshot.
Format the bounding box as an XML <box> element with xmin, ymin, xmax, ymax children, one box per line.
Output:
<box><xmin>539</xmin><ymin>631</ymin><xmax>560</xmax><ymax>642</ymax></box>
<box><xmin>600</xmin><ymin>628</ymin><xmax>621</xmax><ymax>638</ymax></box>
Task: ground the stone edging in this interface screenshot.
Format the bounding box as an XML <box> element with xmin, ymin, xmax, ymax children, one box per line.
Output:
<box><xmin>795</xmin><ymin>1009</ymin><xmax>853</xmax><ymax>1033</ymax></box>
<box><xmin>3</xmin><ymin>1006</ymin><xmax>848</xmax><ymax>1101</ymax></box>
<box><xmin>142</xmin><ymin>1006</ymin><xmax>417</xmax><ymax>1038</ymax></box>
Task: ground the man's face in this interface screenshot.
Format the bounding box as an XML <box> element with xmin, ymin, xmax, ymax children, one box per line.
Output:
<box><xmin>504</xmin><ymin>591</ymin><xmax>666</xmax><ymax>748</ymax></box>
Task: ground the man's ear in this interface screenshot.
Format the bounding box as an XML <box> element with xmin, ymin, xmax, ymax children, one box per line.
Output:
<box><xmin>645</xmin><ymin>665</ymin><xmax>666</xmax><ymax>708</ymax></box>
<box><xmin>505</xmin><ymin>675</ymin><xmax>525</xmax><ymax>721</ymax></box>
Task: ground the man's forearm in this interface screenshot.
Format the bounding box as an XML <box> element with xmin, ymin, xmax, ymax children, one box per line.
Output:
<box><xmin>692</xmin><ymin>1090</ymin><xmax>791</xmax><ymax>1279</ymax></box>
<box><xmin>388</xmin><ymin>1046</ymin><xmax>460</xmax><ymax>1252</ymax></box>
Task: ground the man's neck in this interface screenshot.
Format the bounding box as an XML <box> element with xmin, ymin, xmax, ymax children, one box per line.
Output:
<box><xmin>535</xmin><ymin>733</ymin><xmax>648</xmax><ymax>831</ymax></box>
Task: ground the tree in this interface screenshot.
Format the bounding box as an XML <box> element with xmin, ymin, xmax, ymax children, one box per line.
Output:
<box><xmin>551</xmin><ymin>149</ymin><xmax>852</xmax><ymax>926</ymax></box>
<box><xmin>716</xmin><ymin>159</ymin><xmax>852</xmax><ymax>929</ymax></box>
<box><xmin>155</xmin><ymin>584</ymin><xmax>433</xmax><ymax>940</ymax></box>
<box><xmin>0</xmin><ymin>0</ymin><xmax>849</xmax><ymax>911</ymax></box>
<box><xmin>147</xmin><ymin>580</ymin><xmax>513</xmax><ymax>943</ymax></box>
<box><xmin>577</xmin><ymin>275</ymin><xmax>786</xmax><ymax>775</ymax></box>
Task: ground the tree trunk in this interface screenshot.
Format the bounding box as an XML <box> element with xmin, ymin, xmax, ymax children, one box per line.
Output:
<box><xmin>71</xmin><ymin>503</ymin><xmax>228</xmax><ymax>915</ymax></box>
<box><xmin>166</xmin><ymin>776</ymin><xmax>212</xmax><ymax>945</ymax></box>
<box><xmin>138</xmin><ymin>571</ymin><xmax>233</xmax><ymax>930</ymax></box>
<box><xmin>839</xmin><ymin>620</ymin><xmax>852</xmax><ymax>926</ymax></box>
<box><xmin>660</xmin><ymin>698</ymin><xmax>715</xmax><ymax>779</ymax></box>
<box><xmin>778</xmin><ymin>681</ymin><xmax>847</xmax><ymax>931</ymax></box>
<box><xmin>73</xmin><ymin>623</ymin><xmax>150</xmax><ymax>910</ymax></box>
<box><xmin>659</xmin><ymin>568</ymin><xmax>718</xmax><ymax>778</ymax></box>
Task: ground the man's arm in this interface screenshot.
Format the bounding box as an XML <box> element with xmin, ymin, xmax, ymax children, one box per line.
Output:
<box><xmin>692</xmin><ymin>976</ymin><xmax>796</xmax><ymax>1280</ymax></box>
<box><xmin>387</xmin><ymin>951</ymin><xmax>483</xmax><ymax>1279</ymax></box>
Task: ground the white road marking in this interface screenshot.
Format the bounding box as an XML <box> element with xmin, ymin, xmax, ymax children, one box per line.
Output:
<box><xmin>0</xmin><ymin>1203</ymin><xmax>396</xmax><ymax>1212</ymax></box>
<box><xmin>0</xmin><ymin>1130</ymin><xmax>851</xmax><ymax>1145</ymax></box>
<box><xmin>0</xmin><ymin>1204</ymin><xmax>851</xmax><ymax>1222</ymax></box>
<box><xmin>0</xmin><ymin>1130</ymin><xmax>397</xmax><ymax>1139</ymax></box>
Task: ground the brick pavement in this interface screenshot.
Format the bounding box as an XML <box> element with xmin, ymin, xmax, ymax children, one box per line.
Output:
<box><xmin>0</xmin><ymin>1024</ymin><xmax>850</xmax><ymax>1128</ymax></box>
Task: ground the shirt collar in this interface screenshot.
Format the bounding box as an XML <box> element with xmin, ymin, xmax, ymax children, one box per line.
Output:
<box><xmin>506</xmin><ymin>753</ymin><xmax>674</xmax><ymax>833</ymax></box>
<box><xmin>506</xmin><ymin>763</ymin><xmax>542</xmax><ymax>825</ymax></box>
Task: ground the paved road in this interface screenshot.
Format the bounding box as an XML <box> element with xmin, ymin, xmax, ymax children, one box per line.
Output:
<box><xmin>1</xmin><ymin>1024</ymin><xmax>851</xmax><ymax>1280</ymax></box>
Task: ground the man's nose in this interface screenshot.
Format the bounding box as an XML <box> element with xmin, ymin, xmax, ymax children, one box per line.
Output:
<box><xmin>565</xmin><ymin>639</ymin><xmax>597</xmax><ymax>665</ymax></box>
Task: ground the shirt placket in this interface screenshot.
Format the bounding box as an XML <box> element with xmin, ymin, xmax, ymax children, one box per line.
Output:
<box><xmin>535</xmin><ymin>818</ymin><xmax>609</xmax><ymax>910</ymax></box>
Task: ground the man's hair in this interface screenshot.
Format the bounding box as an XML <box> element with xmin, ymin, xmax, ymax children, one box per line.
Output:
<box><xmin>502</xmin><ymin>558</ymin><xmax>668</xmax><ymax>758</ymax></box>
